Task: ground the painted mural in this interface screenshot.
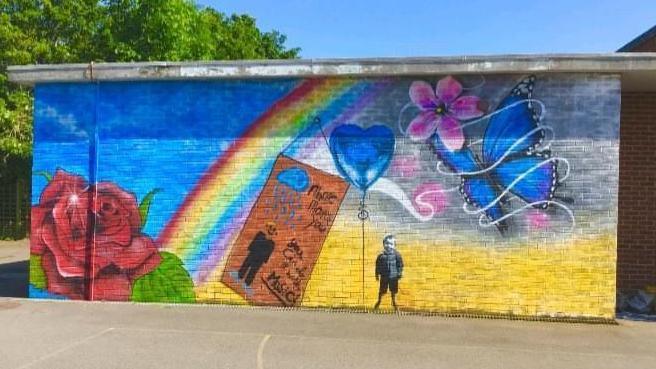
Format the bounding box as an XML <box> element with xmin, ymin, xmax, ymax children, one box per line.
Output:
<box><xmin>221</xmin><ymin>155</ymin><xmax>348</xmax><ymax>306</ymax></box>
<box><xmin>30</xmin><ymin>74</ymin><xmax>620</xmax><ymax>319</ymax></box>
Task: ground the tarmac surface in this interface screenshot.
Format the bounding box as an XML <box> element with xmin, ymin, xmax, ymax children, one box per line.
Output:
<box><xmin>1</xmin><ymin>240</ymin><xmax>655</xmax><ymax>369</ymax></box>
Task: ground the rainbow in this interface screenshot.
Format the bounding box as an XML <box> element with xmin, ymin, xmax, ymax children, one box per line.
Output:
<box><xmin>157</xmin><ymin>77</ymin><xmax>390</xmax><ymax>283</ymax></box>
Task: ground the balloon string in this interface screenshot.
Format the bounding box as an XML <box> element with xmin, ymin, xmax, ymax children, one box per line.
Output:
<box><xmin>314</xmin><ymin>116</ymin><xmax>332</xmax><ymax>154</ymax></box>
<box><xmin>361</xmin><ymin>211</ymin><xmax>365</xmax><ymax>305</ymax></box>
<box><xmin>279</xmin><ymin>115</ymin><xmax>332</xmax><ymax>157</ymax></box>
<box><xmin>359</xmin><ymin>196</ymin><xmax>368</xmax><ymax>306</ymax></box>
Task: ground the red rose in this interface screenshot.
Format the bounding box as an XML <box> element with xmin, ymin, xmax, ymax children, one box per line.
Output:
<box><xmin>31</xmin><ymin>169</ymin><xmax>161</xmax><ymax>301</ymax></box>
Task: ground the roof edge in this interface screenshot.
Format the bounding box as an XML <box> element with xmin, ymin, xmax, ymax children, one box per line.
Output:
<box><xmin>8</xmin><ymin>53</ymin><xmax>656</xmax><ymax>85</ymax></box>
<box><xmin>617</xmin><ymin>25</ymin><xmax>656</xmax><ymax>52</ymax></box>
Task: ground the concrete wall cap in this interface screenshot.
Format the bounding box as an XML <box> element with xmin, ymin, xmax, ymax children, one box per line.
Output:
<box><xmin>7</xmin><ymin>53</ymin><xmax>656</xmax><ymax>85</ymax></box>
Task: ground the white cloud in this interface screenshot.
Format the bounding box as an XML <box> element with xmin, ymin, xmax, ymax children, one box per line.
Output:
<box><xmin>36</xmin><ymin>106</ymin><xmax>88</xmax><ymax>138</ymax></box>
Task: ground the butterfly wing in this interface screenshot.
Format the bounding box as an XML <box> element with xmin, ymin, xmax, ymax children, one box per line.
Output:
<box><xmin>492</xmin><ymin>153</ymin><xmax>558</xmax><ymax>209</ymax></box>
<box><xmin>461</xmin><ymin>176</ymin><xmax>508</xmax><ymax>233</ymax></box>
<box><xmin>432</xmin><ymin>134</ymin><xmax>508</xmax><ymax>233</ymax></box>
<box><xmin>482</xmin><ymin>76</ymin><xmax>544</xmax><ymax>165</ymax></box>
<box><xmin>431</xmin><ymin>133</ymin><xmax>479</xmax><ymax>175</ymax></box>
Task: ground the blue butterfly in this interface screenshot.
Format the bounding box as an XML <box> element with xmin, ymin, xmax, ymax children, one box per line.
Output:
<box><xmin>431</xmin><ymin>76</ymin><xmax>559</xmax><ymax>234</ymax></box>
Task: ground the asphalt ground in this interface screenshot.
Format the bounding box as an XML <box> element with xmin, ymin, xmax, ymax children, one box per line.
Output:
<box><xmin>1</xmin><ymin>240</ymin><xmax>655</xmax><ymax>369</ymax></box>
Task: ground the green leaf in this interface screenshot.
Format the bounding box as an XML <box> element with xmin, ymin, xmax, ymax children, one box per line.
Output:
<box><xmin>30</xmin><ymin>254</ymin><xmax>47</xmax><ymax>290</ymax></box>
<box><xmin>138</xmin><ymin>188</ymin><xmax>161</xmax><ymax>230</ymax></box>
<box><xmin>35</xmin><ymin>171</ymin><xmax>52</xmax><ymax>183</ymax></box>
<box><xmin>130</xmin><ymin>252</ymin><xmax>195</xmax><ymax>303</ymax></box>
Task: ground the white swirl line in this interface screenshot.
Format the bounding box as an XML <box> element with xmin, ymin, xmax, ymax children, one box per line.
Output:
<box><xmin>436</xmin><ymin>126</ymin><xmax>555</xmax><ymax>177</ymax></box>
<box><xmin>460</xmin><ymin>75</ymin><xmax>487</xmax><ymax>91</ymax></box>
<box><xmin>413</xmin><ymin>186</ymin><xmax>461</xmax><ymax>219</ymax></box>
<box><xmin>397</xmin><ymin>102</ymin><xmax>415</xmax><ymax>136</ymax></box>
<box><xmin>454</xmin><ymin>99</ymin><xmax>546</xmax><ymax>132</ymax></box>
<box><xmin>462</xmin><ymin>157</ymin><xmax>570</xmax><ymax>215</ymax></box>
<box><xmin>477</xmin><ymin>200</ymin><xmax>576</xmax><ymax>233</ymax></box>
<box><xmin>395</xmin><ymin>92</ymin><xmax>574</xmax><ymax>231</ymax></box>
<box><xmin>368</xmin><ymin>178</ymin><xmax>459</xmax><ymax>222</ymax></box>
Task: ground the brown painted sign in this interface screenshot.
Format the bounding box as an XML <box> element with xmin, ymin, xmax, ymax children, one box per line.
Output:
<box><xmin>222</xmin><ymin>155</ymin><xmax>349</xmax><ymax>306</ymax></box>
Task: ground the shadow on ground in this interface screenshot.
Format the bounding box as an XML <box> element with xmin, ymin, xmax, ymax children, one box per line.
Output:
<box><xmin>0</xmin><ymin>260</ymin><xmax>28</xmax><ymax>297</ymax></box>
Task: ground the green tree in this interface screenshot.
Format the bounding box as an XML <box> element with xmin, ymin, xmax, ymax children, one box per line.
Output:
<box><xmin>0</xmin><ymin>0</ymin><xmax>300</xmax><ymax>160</ymax></box>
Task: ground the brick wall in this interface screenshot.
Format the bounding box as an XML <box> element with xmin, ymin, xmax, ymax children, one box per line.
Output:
<box><xmin>617</xmin><ymin>92</ymin><xmax>656</xmax><ymax>291</ymax></box>
<box><xmin>29</xmin><ymin>74</ymin><xmax>621</xmax><ymax>319</ymax></box>
<box><xmin>624</xmin><ymin>37</ymin><xmax>656</xmax><ymax>52</ymax></box>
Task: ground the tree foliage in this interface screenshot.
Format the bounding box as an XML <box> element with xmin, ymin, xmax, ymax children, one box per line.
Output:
<box><xmin>0</xmin><ymin>0</ymin><xmax>300</xmax><ymax>159</ymax></box>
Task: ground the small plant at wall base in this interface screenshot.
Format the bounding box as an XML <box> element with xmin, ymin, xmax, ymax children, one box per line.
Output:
<box><xmin>29</xmin><ymin>169</ymin><xmax>195</xmax><ymax>303</ymax></box>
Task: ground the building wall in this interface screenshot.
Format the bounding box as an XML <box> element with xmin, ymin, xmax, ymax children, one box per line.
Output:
<box><xmin>29</xmin><ymin>73</ymin><xmax>621</xmax><ymax>319</ymax></box>
<box><xmin>618</xmin><ymin>92</ymin><xmax>656</xmax><ymax>291</ymax></box>
<box><xmin>624</xmin><ymin>37</ymin><xmax>656</xmax><ymax>52</ymax></box>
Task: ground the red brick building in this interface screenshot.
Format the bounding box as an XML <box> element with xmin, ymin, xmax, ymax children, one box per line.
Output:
<box><xmin>617</xmin><ymin>26</ymin><xmax>656</xmax><ymax>291</ymax></box>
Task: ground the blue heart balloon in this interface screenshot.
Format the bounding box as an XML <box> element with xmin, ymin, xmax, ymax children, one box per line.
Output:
<box><xmin>329</xmin><ymin>124</ymin><xmax>395</xmax><ymax>192</ymax></box>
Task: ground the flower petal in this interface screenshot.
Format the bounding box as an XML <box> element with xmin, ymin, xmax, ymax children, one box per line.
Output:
<box><xmin>49</xmin><ymin>192</ymin><xmax>89</xmax><ymax>265</ymax></box>
<box><xmin>93</xmin><ymin>182</ymin><xmax>141</xmax><ymax>235</ymax></box>
<box><xmin>435</xmin><ymin>115</ymin><xmax>465</xmax><ymax>151</ymax></box>
<box><xmin>409</xmin><ymin>81</ymin><xmax>438</xmax><ymax>110</ymax></box>
<box><xmin>30</xmin><ymin>206</ymin><xmax>50</xmax><ymax>256</ymax></box>
<box><xmin>39</xmin><ymin>169</ymin><xmax>87</xmax><ymax>206</ymax></box>
<box><xmin>112</xmin><ymin>235</ymin><xmax>160</xmax><ymax>272</ymax></box>
<box><xmin>94</xmin><ymin>217</ymin><xmax>132</xmax><ymax>247</ymax></box>
<box><xmin>449</xmin><ymin>95</ymin><xmax>485</xmax><ymax>120</ymax></box>
<box><xmin>130</xmin><ymin>251</ymin><xmax>162</xmax><ymax>280</ymax></box>
<box><xmin>407</xmin><ymin>111</ymin><xmax>438</xmax><ymax>141</ymax></box>
<box><xmin>42</xmin><ymin>251</ymin><xmax>85</xmax><ymax>300</ymax></box>
<box><xmin>436</xmin><ymin>76</ymin><xmax>463</xmax><ymax>103</ymax></box>
<box><xmin>91</xmin><ymin>271</ymin><xmax>132</xmax><ymax>301</ymax></box>
<box><xmin>41</xmin><ymin>222</ymin><xmax>87</xmax><ymax>278</ymax></box>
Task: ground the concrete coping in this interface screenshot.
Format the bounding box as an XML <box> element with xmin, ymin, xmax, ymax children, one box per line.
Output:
<box><xmin>7</xmin><ymin>53</ymin><xmax>656</xmax><ymax>86</ymax></box>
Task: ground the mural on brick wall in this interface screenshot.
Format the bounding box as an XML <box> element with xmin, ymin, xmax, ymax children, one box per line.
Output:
<box><xmin>30</xmin><ymin>170</ymin><xmax>195</xmax><ymax>302</ymax></box>
<box><xmin>401</xmin><ymin>76</ymin><xmax>572</xmax><ymax>235</ymax></box>
<box><xmin>30</xmin><ymin>74</ymin><xmax>620</xmax><ymax>318</ymax></box>
<box><xmin>221</xmin><ymin>156</ymin><xmax>348</xmax><ymax>306</ymax></box>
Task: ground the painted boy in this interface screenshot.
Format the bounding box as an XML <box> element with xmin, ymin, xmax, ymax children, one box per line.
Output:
<box><xmin>374</xmin><ymin>234</ymin><xmax>404</xmax><ymax>310</ymax></box>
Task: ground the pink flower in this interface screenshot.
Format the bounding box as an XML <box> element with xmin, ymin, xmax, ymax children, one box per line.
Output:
<box><xmin>407</xmin><ymin>76</ymin><xmax>486</xmax><ymax>151</ymax></box>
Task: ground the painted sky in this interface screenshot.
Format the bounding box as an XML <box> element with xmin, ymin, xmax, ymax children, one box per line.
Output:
<box><xmin>200</xmin><ymin>0</ymin><xmax>656</xmax><ymax>58</ymax></box>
